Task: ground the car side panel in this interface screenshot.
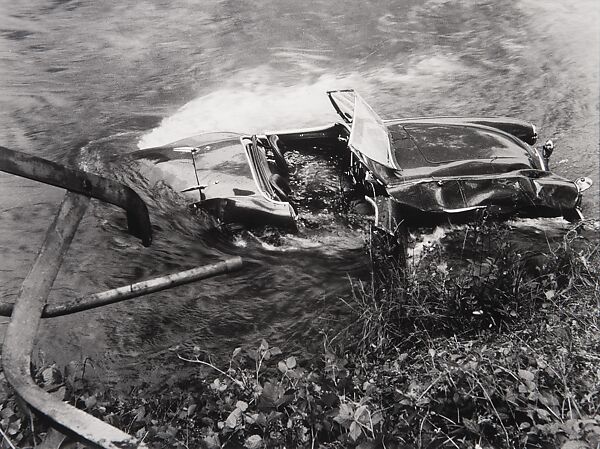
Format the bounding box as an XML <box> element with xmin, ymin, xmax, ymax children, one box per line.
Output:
<box><xmin>386</xmin><ymin>170</ymin><xmax>580</xmax><ymax>219</ymax></box>
<box><xmin>130</xmin><ymin>136</ymin><xmax>296</xmax><ymax>228</ymax></box>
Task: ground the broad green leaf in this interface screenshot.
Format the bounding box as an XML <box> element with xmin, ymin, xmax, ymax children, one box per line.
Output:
<box><xmin>8</xmin><ymin>418</ymin><xmax>21</xmax><ymax>436</ymax></box>
<box><xmin>245</xmin><ymin>413</ymin><xmax>259</xmax><ymax>424</ymax></box>
<box><xmin>259</xmin><ymin>339</ymin><xmax>269</xmax><ymax>352</ymax></box>
<box><xmin>354</xmin><ymin>405</ymin><xmax>370</xmax><ymax>424</ymax></box>
<box><xmin>261</xmin><ymin>382</ymin><xmax>281</xmax><ymax>402</ymax></box>
<box><xmin>535</xmin><ymin>408</ymin><xmax>551</xmax><ymax>422</ymax></box>
<box><xmin>85</xmin><ymin>395</ymin><xmax>97</xmax><ymax>410</ymax></box>
<box><xmin>539</xmin><ymin>392</ymin><xmax>559</xmax><ymax>407</ymax></box>
<box><xmin>203</xmin><ymin>433</ymin><xmax>221</xmax><ymax>449</ymax></box>
<box><xmin>50</xmin><ymin>386</ymin><xmax>66</xmax><ymax>402</ymax></box>
<box><xmin>371</xmin><ymin>411</ymin><xmax>383</xmax><ymax>426</ymax></box>
<box><xmin>211</xmin><ymin>378</ymin><xmax>227</xmax><ymax>392</ymax></box>
<box><xmin>41</xmin><ymin>365</ymin><xmax>58</xmax><ymax>386</ymax></box>
<box><xmin>334</xmin><ymin>403</ymin><xmax>354</xmax><ymax>427</ymax></box>
<box><xmin>518</xmin><ymin>369</ymin><xmax>535</xmax><ymax>382</ymax></box>
<box><xmin>286</xmin><ymin>357</ymin><xmax>297</xmax><ymax>369</ymax></box>
<box><xmin>245</xmin><ymin>435</ymin><xmax>263</xmax><ymax>449</ymax></box>
<box><xmin>0</xmin><ymin>408</ymin><xmax>14</xmax><ymax>420</ymax></box>
<box><xmin>270</xmin><ymin>347</ymin><xmax>282</xmax><ymax>356</ymax></box>
<box><xmin>463</xmin><ymin>417</ymin><xmax>480</xmax><ymax>434</ymax></box>
<box><xmin>278</xmin><ymin>361</ymin><xmax>288</xmax><ymax>373</ymax></box>
<box><xmin>349</xmin><ymin>421</ymin><xmax>362</xmax><ymax>441</ymax></box>
<box><xmin>255</xmin><ymin>413</ymin><xmax>267</xmax><ymax>426</ymax></box>
<box><xmin>225</xmin><ymin>409</ymin><xmax>240</xmax><ymax>428</ymax></box>
<box><xmin>134</xmin><ymin>405</ymin><xmax>146</xmax><ymax>422</ymax></box>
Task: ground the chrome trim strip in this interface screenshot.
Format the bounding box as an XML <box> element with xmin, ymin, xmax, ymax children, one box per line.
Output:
<box><xmin>262</xmin><ymin>123</ymin><xmax>339</xmax><ymax>135</ymax></box>
<box><xmin>441</xmin><ymin>205</ymin><xmax>487</xmax><ymax>213</ymax></box>
<box><xmin>389</xmin><ymin>169</ymin><xmax>557</xmax><ymax>186</ymax></box>
<box><xmin>364</xmin><ymin>195</ymin><xmax>378</xmax><ymax>223</ymax></box>
<box><xmin>535</xmin><ymin>148</ymin><xmax>549</xmax><ymax>171</ymax></box>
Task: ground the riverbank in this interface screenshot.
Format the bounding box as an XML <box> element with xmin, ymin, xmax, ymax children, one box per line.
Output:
<box><xmin>1</xmin><ymin>221</ymin><xmax>599</xmax><ymax>448</ymax></box>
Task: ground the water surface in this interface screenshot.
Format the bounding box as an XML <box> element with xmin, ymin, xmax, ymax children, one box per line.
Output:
<box><xmin>0</xmin><ymin>0</ymin><xmax>597</xmax><ymax>383</ymax></box>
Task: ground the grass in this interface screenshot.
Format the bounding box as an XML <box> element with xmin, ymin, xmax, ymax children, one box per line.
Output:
<box><xmin>335</xmin><ymin>219</ymin><xmax>600</xmax><ymax>448</ymax></box>
<box><xmin>1</xmin><ymin>220</ymin><xmax>598</xmax><ymax>448</ymax></box>
<box><xmin>342</xmin><ymin>220</ymin><xmax>599</xmax><ymax>355</ymax></box>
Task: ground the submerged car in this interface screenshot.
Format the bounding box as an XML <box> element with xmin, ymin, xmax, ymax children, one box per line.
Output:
<box><xmin>131</xmin><ymin>90</ymin><xmax>592</xmax><ymax>235</ymax></box>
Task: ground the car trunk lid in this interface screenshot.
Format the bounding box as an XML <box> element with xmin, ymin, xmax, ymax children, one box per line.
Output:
<box><xmin>396</xmin><ymin>123</ymin><xmax>533</xmax><ymax>166</ymax></box>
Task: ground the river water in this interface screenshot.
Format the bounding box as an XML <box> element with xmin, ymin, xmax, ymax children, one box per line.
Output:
<box><xmin>0</xmin><ymin>0</ymin><xmax>598</xmax><ymax>384</ymax></box>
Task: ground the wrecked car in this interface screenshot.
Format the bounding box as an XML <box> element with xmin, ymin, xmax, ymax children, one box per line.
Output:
<box><xmin>131</xmin><ymin>89</ymin><xmax>592</xmax><ymax>235</ymax></box>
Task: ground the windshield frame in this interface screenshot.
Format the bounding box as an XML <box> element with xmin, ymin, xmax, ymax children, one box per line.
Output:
<box><xmin>349</xmin><ymin>93</ymin><xmax>397</xmax><ymax>169</ymax></box>
<box><xmin>328</xmin><ymin>90</ymin><xmax>397</xmax><ymax>169</ymax></box>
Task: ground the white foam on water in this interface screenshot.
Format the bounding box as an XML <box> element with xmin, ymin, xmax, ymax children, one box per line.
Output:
<box><xmin>137</xmin><ymin>56</ymin><xmax>469</xmax><ymax>149</ymax></box>
<box><xmin>138</xmin><ymin>71</ymin><xmax>368</xmax><ymax>149</ymax></box>
<box><xmin>246</xmin><ymin>231</ymin><xmax>292</xmax><ymax>252</ymax></box>
<box><xmin>232</xmin><ymin>235</ymin><xmax>248</xmax><ymax>248</ymax></box>
<box><xmin>408</xmin><ymin>225</ymin><xmax>452</xmax><ymax>261</ymax></box>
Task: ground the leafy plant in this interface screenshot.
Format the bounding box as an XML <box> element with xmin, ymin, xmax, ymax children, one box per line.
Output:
<box><xmin>1</xmin><ymin>222</ymin><xmax>598</xmax><ymax>449</ymax></box>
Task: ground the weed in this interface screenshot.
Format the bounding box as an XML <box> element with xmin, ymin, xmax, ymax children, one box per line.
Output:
<box><xmin>1</xmin><ymin>222</ymin><xmax>598</xmax><ymax>448</ymax></box>
<box><xmin>342</xmin><ymin>221</ymin><xmax>599</xmax><ymax>356</ymax></box>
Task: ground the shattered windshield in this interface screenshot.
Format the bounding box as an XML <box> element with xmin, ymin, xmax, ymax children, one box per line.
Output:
<box><xmin>349</xmin><ymin>93</ymin><xmax>395</xmax><ymax>168</ymax></box>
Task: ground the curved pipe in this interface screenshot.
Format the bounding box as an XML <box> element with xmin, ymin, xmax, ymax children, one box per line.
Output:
<box><xmin>0</xmin><ymin>146</ymin><xmax>152</xmax><ymax>246</ymax></box>
<box><xmin>2</xmin><ymin>192</ymin><xmax>146</xmax><ymax>449</ymax></box>
<box><xmin>364</xmin><ymin>195</ymin><xmax>378</xmax><ymax>224</ymax></box>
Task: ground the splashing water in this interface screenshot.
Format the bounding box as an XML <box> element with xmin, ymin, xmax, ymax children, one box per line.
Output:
<box><xmin>138</xmin><ymin>73</ymin><xmax>355</xmax><ymax>148</ymax></box>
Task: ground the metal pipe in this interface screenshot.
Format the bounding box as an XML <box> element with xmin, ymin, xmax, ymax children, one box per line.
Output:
<box><xmin>0</xmin><ymin>146</ymin><xmax>152</xmax><ymax>246</ymax></box>
<box><xmin>364</xmin><ymin>195</ymin><xmax>378</xmax><ymax>224</ymax></box>
<box><xmin>1</xmin><ymin>191</ymin><xmax>146</xmax><ymax>449</ymax></box>
<box><xmin>0</xmin><ymin>258</ymin><xmax>243</xmax><ymax>317</ymax></box>
<box><xmin>45</xmin><ymin>257</ymin><xmax>243</xmax><ymax>316</ymax></box>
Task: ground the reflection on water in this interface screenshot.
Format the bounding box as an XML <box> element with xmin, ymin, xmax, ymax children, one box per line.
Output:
<box><xmin>0</xmin><ymin>0</ymin><xmax>597</xmax><ymax>383</ymax></box>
